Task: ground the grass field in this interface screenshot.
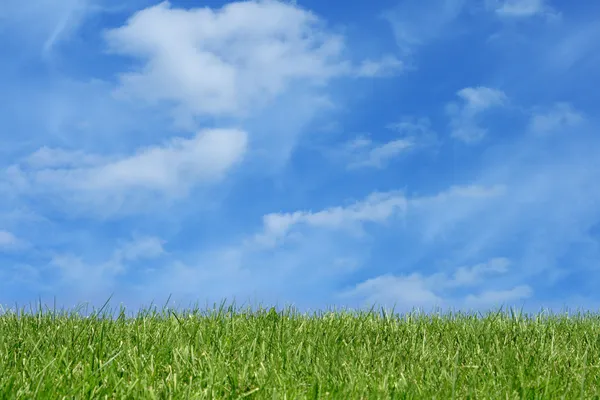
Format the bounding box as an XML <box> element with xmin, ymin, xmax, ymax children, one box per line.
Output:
<box><xmin>1</xmin><ymin>299</ymin><xmax>599</xmax><ymax>399</ymax></box>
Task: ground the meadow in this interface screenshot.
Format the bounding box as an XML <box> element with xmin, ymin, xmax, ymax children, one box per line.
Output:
<box><xmin>1</xmin><ymin>299</ymin><xmax>599</xmax><ymax>399</ymax></box>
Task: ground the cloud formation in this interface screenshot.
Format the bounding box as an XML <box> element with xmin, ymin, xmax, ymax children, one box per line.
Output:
<box><xmin>3</xmin><ymin>129</ymin><xmax>247</xmax><ymax>214</ymax></box>
<box><xmin>355</xmin><ymin>55</ymin><xmax>404</xmax><ymax>77</ymax></box>
<box><xmin>105</xmin><ymin>1</ymin><xmax>401</xmax><ymax>122</ymax></box>
<box><xmin>330</xmin><ymin>118</ymin><xmax>437</xmax><ymax>169</ymax></box>
<box><xmin>528</xmin><ymin>102</ymin><xmax>585</xmax><ymax>135</ymax></box>
<box><xmin>47</xmin><ymin>236</ymin><xmax>167</xmax><ymax>299</ymax></box>
<box><xmin>251</xmin><ymin>183</ymin><xmax>506</xmax><ymax>251</ymax></box>
<box><xmin>383</xmin><ymin>0</ymin><xmax>465</xmax><ymax>53</ymax></box>
<box><xmin>489</xmin><ymin>0</ymin><xmax>559</xmax><ymax>19</ymax></box>
<box><xmin>339</xmin><ymin>136</ymin><xmax>414</xmax><ymax>169</ymax></box>
<box><xmin>1</xmin><ymin>0</ymin><xmax>599</xmax><ymax>315</ymax></box>
<box><xmin>339</xmin><ymin>257</ymin><xmax>531</xmax><ymax>311</ymax></box>
<box><xmin>446</xmin><ymin>87</ymin><xmax>508</xmax><ymax>143</ymax></box>
<box><xmin>0</xmin><ymin>231</ymin><xmax>20</xmax><ymax>251</ymax></box>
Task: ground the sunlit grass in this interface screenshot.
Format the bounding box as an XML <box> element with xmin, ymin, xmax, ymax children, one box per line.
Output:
<box><xmin>1</xmin><ymin>298</ymin><xmax>599</xmax><ymax>399</ymax></box>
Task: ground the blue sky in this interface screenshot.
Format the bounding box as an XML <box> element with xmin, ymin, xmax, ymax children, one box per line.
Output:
<box><xmin>1</xmin><ymin>0</ymin><xmax>599</xmax><ymax>315</ymax></box>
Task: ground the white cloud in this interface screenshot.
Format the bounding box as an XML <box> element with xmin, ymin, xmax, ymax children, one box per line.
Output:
<box><xmin>411</xmin><ymin>184</ymin><xmax>507</xmax><ymax>242</ymax></box>
<box><xmin>114</xmin><ymin>236</ymin><xmax>165</xmax><ymax>262</ymax></box>
<box><xmin>412</xmin><ymin>184</ymin><xmax>506</xmax><ymax>208</ymax></box>
<box><xmin>251</xmin><ymin>183</ymin><xmax>505</xmax><ymax>248</ymax></box>
<box><xmin>7</xmin><ymin>128</ymin><xmax>247</xmax><ymax>204</ymax></box>
<box><xmin>331</xmin><ymin>257</ymin><xmax>362</xmax><ymax>274</ymax></box>
<box><xmin>47</xmin><ymin>235</ymin><xmax>166</xmax><ymax>295</ymax></box>
<box><xmin>440</xmin><ymin>108</ymin><xmax>600</xmax><ymax>285</ymax></box>
<box><xmin>383</xmin><ymin>0</ymin><xmax>466</xmax><ymax>53</ymax></box>
<box><xmin>0</xmin><ymin>0</ymin><xmax>91</xmax><ymax>55</ymax></box>
<box><xmin>341</xmin><ymin>136</ymin><xmax>414</xmax><ymax>169</ymax></box>
<box><xmin>1</xmin><ymin>128</ymin><xmax>247</xmax><ymax>218</ymax></box>
<box><xmin>545</xmin><ymin>21</ymin><xmax>600</xmax><ymax>73</ymax></box>
<box><xmin>41</xmin><ymin>0</ymin><xmax>90</xmax><ymax>55</ymax></box>
<box><xmin>0</xmin><ymin>230</ymin><xmax>20</xmax><ymax>251</ymax></box>
<box><xmin>0</xmin><ymin>264</ymin><xmax>42</xmax><ymax>287</ymax></box>
<box><xmin>457</xmin><ymin>87</ymin><xmax>507</xmax><ymax>110</ymax></box>
<box><xmin>141</xmin><ymin>183</ymin><xmax>508</xmax><ymax>310</ymax></box>
<box><xmin>252</xmin><ymin>191</ymin><xmax>409</xmax><ymax>248</ymax></box>
<box><xmin>50</xmin><ymin>254</ymin><xmax>107</xmax><ymax>285</ymax></box>
<box><xmin>528</xmin><ymin>103</ymin><xmax>585</xmax><ymax>135</ymax></box>
<box><xmin>22</xmin><ymin>178</ymin><xmax>523</xmax><ymax>311</ymax></box>
<box><xmin>357</xmin><ymin>139</ymin><xmax>413</xmax><ymax>168</ymax></box>
<box><xmin>104</xmin><ymin>1</ymin><xmax>393</xmax><ymax>121</ymax></box>
<box><xmin>465</xmin><ymin>285</ymin><xmax>532</xmax><ymax>306</ymax></box>
<box><xmin>83</xmin><ymin>129</ymin><xmax>246</xmax><ymax>192</ymax></box>
<box><xmin>446</xmin><ymin>86</ymin><xmax>507</xmax><ymax>143</ymax></box>
<box><xmin>338</xmin><ymin>257</ymin><xmax>528</xmax><ymax>311</ymax></box>
<box><xmin>333</xmin><ymin>117</ymin><xmax>437</xmax><ymax>170</ymax></box>
<box><xmin>447</xmin><ymin>257</ymin><xmax>511</xmax><ymax>287</ymax></box>
<box><xmin>340</xmin><ymin>274</ymin><xmax>443</xmax><ymax>309</ymax></box>
<box><xmin>0</xmin><ymin>235</ymin><xmax>167</xmax><ymax>308</ymax></box>
<box><xmin>490</xmin><ymin>0</ymin><xmax>559</xmax><ymax>20</ymax></box>
<box><xmin>23</xmin><ymin>147</ymin><xmax>104</xmax><ymax>169</ymax></box>
<box><xmin>386</xmin><ymin>117</ymin><xmax>435</xmax><ymax>135</ymax></box>
<box><xmin>355</xmin><ymin>55</ymin><xmax>404</xmax><ymax>77</ymax></box>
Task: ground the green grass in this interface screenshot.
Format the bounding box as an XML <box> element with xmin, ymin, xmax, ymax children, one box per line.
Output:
<box><xmin>1</xmin><ymin>299</ymin><xmax>600</xmax><ymax>399</ymax></box>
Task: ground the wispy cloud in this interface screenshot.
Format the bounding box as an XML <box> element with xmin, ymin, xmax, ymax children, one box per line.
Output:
<box><xmin>446</xmin><ymin>87</ymin><xmax>508</xmax><ymax>143</ymax></box>
<box><xmin>3</xmin><ymin>129</ymin><xmax>247</xmax><ymax>214</ymax></box>
<box><xmin>113</xmin><ymin>236</ymin><xmax>166</xmax><ymax>262</ymax></box>
<box><xmin>23</xmin><ymin>147</ymin><xmax>105</xmax><ymax>169</ymax></box>
<box><xmin>0</xmin><ymin>230</ymin><xmax>22</xmax><ymax>251</ymax></box>
<box><xmin>46</xmin><ymin>236</ymin><xmax>167</xmax><ymax>299</ymax></box>
<box><xmin>1</xmin><ymin>0</ymin><xmax>94</xmax><ymax>58</ymax></box>
<box><xmin>528</xmin><ymin>102</ymin><xmax>585</xmax><ymax>135</ymax></box>
<box><xmin>338</xmin><ymin>257</ymin><xmax>530</xmax><ymax>312</ymax></box>
<box><xmin>250</xmin><ymin>184</ymin><xmax>505</xmax><ymax>249</ymax></box>
<box><xmin>465</xmin><ymin>285</ymin><xmax>533</xmax><ymax>307</ymax></box>
<box><xmin>251</xmin><ymin>191</ymin><xmax>409</xmax><ymax>248</ymax></box>
<box><xmin>447</xmin><ymin>257</ymin><xmax>511</xmax><ymax>287</ymax></box>
<box><xmin>331</xmin><ymin>117</ymin><xmax>437</xmax><ymax>169</ymax></box>
<box><xmin>339</xmin><ymin>274</ymin><xmax>443</xmax><ymax>310</ymax></box>
<box><xmin>340</xmin><ymin>136</ymin><xmax>414</xmax><ymax>169</ymax></box>
<box><xmin>41</xmin><ymin>0</ymin><xmax>90</xmax><ymax>56</ymax></box>
<box><xmin>383</xmin><ymin>0</ymin><xmax>466</xmax><ymax>53</ymax></box>
<box><xmin>489</xmin><ymin>0</ymin><xmax>560</xmax><ymax>20</ymax></box>
<box><xmin>2</xmin><ymin>0</ymin><xmax>599</xmax><ymax>315</ymax></box>
<box><xmin>355</xmin><ymin>55</ymin><xmax>404</xmax><ymax>77</ymax></box>
<box><xmin>442</xmin><ymin>105</ymin><xmax>600</xmax><ymax>284</ymax></box>
<box><xmin>44</xmin><ymin>183</ymin><xmax>507</xmax><ymax>310</ymax></box>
